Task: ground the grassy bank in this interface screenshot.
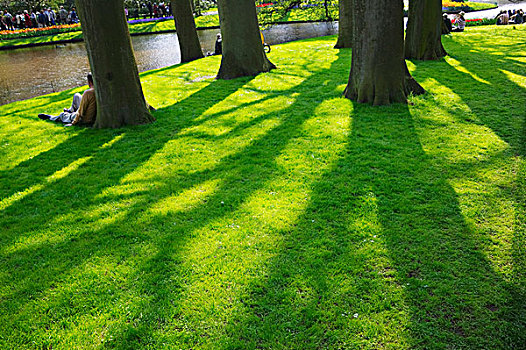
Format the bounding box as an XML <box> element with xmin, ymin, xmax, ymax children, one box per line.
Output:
<box><xmin>0</xmin><ymin>26</ymin><xmax>524</xmax><ymax>349</ymax></box>
<box><xmin>0</xmin><ymin>20</ymin><xmax>180</xmax><ymax>48</ymax></box>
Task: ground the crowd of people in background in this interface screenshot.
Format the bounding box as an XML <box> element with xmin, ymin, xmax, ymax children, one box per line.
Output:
<box><xmin>126</xmin><ymin>2</ymin><xmax>173</xmax><ymax>20</ymax></box>
<box><xmin>0</xmin><ymin>6</ymin><xmax>78</xmax><ymax>31</ymax></box>
<box><xmin>145</xmin><ymin>2</ymin><xmax>171</xmax><ymax>19</ymax></box>
<box><xmin>0</xmin><ymin>2</ymin><xmax>177</xmax><ymax>32</ymax></box>
<box><xmin>442</xmin><ymin>7</ymin><xmax>525</xmax><ymax>35</ymax></box>
<box><xmin>496</xmin><ymin>9</ymin><xmax>524</xmax><ymax>25</ymax></box>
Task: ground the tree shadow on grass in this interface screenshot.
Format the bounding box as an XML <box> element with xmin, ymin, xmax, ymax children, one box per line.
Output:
<box><xmin>101</xmin><ymin>49</ymin><xmax>353</xmax><ymax>348</ymax></box>
<box><xmin>0</xmin><ymin>130</ymin><xmax>117</xmax><ymax>207</ymax></box>
<box><xmin>220</xmin><ymin>100</ymin><xmax>523</xmax><ymax>349</ymax></box>
<box><xmin>0</xmin><ymin>88</ymin><xmax>88</xmax><ymax>117</ymax></box>
<box><xmin>0</xmin><ymin>76</ymin><xmax>251</xmax><ymax>321</ymax></box>
<box><xmin>413</xmin><ymin>35</ymin><xmax>526</xmax><ymax>347</ymax></box>
<box><xmin>434</xmin><ymin>35</ymin><xmax>525</xmax><ymax>156</ymax></box>
<box><xmin>0</xmin><ymin>47</ymin><xmax>347</xmax><ymax>348</ymax></box>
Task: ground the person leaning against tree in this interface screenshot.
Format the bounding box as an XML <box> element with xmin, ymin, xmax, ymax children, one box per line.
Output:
<box><xmin>38</xmin><ymin>73</ymin><xmax>97</xmax><ymax>127</ymax></box>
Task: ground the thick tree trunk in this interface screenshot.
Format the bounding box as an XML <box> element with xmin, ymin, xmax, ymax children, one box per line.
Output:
<box><xmin>76</xmin><ymin>0</ymin><xmax>154</xmax><ymax>128</ymax></box>
<box><xmin>171</xmin><ymin>0</ymin><xmax>204</xmax><ymax>62</ymax></box>
<box><xmin>344</xmin><ymin>0</ymin><xmax>425</xmax><ymax>105</ymax></box>
<box><xmin>334</xmin><ymin>0</ymin><xmax>353</xmax><ymax>48</ymax></box>
<box><xmin>405</xmin><ymin>0</ymin><xmax>447</xmax><ymax>60</ymax></box>
<box><xmin>216</xmin><ymin>0</ymin><xmax>276</xmax><ymax>80</ymax></box>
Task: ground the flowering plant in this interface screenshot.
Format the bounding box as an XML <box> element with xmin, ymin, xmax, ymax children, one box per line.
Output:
<box><xmin>443</xmin><ymin>1</ymin><xmax>468</xmax><ymax>8</ymax></box>
<box><xmin>451</xmin><ymin>17</ymin><xmax>497</xmax><ymax>26</ymax></box>
<box><xmin>127</xmin><ymin>16</ymin><xmax>173</xmax><ymax>25</ymax></box>
<box><xmin>0</xmin><ymin>23</ymin><xmax>80</xmax><ymax>39</ymax></box>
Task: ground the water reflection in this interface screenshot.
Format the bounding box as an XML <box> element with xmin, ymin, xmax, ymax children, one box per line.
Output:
<box><xmin>0</xmin><ymin>34</ymin><xmax>181</xmax><ymax>105</ymax></box>
<box><xmin>0</xmin><ymin>22</ymin><xmax>337</xmax><ymax>105</ymax></box>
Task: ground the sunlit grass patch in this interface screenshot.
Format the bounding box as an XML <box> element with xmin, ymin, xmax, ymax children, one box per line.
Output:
<box><xmin>0</xmin><ymin>26</ymin><xmax>524</xmax><ymax>349</ymax></box>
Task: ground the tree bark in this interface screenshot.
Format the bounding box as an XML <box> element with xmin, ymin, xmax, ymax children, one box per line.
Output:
<box><xmin>334</xmin><ymin>0</ymin><xmax>353</xmax><ymax>49</ymax></box>
<box><xmin>171</xmin><ymin>0</ymin><xmax>204</xmax><ymax>62</ymax></box>
<box><xmin>216</xmin><ymin>0</ymin><xmax>276</xmax><ymax>80</ymax></box>
<box><xmin>76</xmin><ymin>0</ymin><xmax>154</xmax><ymax>128</ymax></box>
<box><xmin>405</xmin><ymin>0</ymin><xmax>447</xmax><ymax>60</ymax></box>
<box><xmin>344</xmin><ymin>0</ymin><xmax>425</xmax><ymax>105</ymax></box>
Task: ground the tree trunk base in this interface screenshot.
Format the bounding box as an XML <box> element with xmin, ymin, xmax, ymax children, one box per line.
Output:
<box><xmin>334</xmin><ymin>41</ymin><xmax>352</xmax><ymax>49</ymax></box>
<box><xmin>217</xmin><ymin>57</ymin><xmax>276</xmax><ymax>80</ymax></box>
<box><xmin>344</xmin><ymin>64</ymin><xmax>425</xmax><ymax>106</ymax></box>
<box><xmin>405</xmin><ymin>44</ymin><xmax>447</xmax><ymax>60</ymax></box>
<box><xmin>94</xmin><ymin>110</ymin><xmax>155</xmax><ymax>129</ymax></box>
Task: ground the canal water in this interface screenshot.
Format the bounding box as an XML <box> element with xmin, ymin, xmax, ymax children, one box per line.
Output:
<box><xmin>0</xmin><ymin>22</ymin><xmax>337</xmax><ymax>105</ymax></box>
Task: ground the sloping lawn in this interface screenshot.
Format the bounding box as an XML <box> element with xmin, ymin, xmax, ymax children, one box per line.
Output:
<box><xmin>0</xmin><ymin>26</ymin><xmax>524</xmax><ymax>349</ymax></box>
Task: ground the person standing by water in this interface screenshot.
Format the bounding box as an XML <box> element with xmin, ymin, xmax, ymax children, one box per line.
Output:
<box><xmin>30</xmin><ymin>10</ymin><xmax>37</xmax><ymax>27</ymax></box>
<box><xmin>69</xmin><ymin>7</ymin><xmax>78</xmax><ymax>23</ymax></box>
<box><xmin>215</xmin><ymin>33</ymin><xmax>222</xmax><ymax>55</ymax></box>
<box><xmin>42</xmin><ymin>7</ymin><xmax>50</xmax><ymax>26</ymax></box>
<box><xmin>23</xmin><ymin>10</ymin><xmax>31</xmax><ymax>28</ymax></box>
<box><xmin>36</xmin><ymin>10</ymin><xmax>45</xmax><ymax>28</ymax></box>
<box><xmin>147</xmin><ymin>1</ymin><xmax>153</xmax><ymax>18</ymax></box>
<box><xmin>0</xmin><ymin>11</ymin><xmax>5</xmax><ymax>31</ymax></box>
<box><xmin>3</xmin><ymin>10</ymin><xmax>14</xmax><ymax>30</ymax></box>
<box><xmin>48</xmin><ymin>7</ymin><xmax>56</xmax><ymax>26</ymax></box>
<box><xmin>58</xmin><ymin>6</ymin><xmax>67</xmax><ymax>24</ymax></box>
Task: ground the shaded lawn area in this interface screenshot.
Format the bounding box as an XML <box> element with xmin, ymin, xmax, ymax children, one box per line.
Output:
<box><xmin>0</xmin><ymin>26</ymin><xmax>524</xmax><ymax>349</ymax></box>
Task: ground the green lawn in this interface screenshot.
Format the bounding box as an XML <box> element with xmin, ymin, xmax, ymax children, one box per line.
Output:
<box><xmin>0</xmin><ymin>26</ymin><xmax>524</xmax><ymax>349</ymax></box>
<box><xmin>0</xmin><ymin>31</ymin><xmax>83</xmax><ymax>47</ymax></box>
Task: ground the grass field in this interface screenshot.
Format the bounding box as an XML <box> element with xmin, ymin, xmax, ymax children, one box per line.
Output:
<box><xmin>0</xmin><ymin>26</ymin><xmax>524</xmax><ymax>349</ymax></box>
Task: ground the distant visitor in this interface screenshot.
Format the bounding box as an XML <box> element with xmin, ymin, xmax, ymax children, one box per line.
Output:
<box><xmin>215</xmin><ymin>33</ymin><xmax>222</xmax><ymax>55</ymax></box>
<box><xmin>452</xmin><ymin>11</ymin><xmax>466</xmax><ymax>32</ymax></box>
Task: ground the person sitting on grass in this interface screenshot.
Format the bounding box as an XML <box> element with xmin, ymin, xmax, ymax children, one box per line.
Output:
<box><xmin>38</xmin><ymin>73</ymin><xmax>97</xmax><ymax>127</ymax></box>
<box><xmin>442</xmin><ymin>13</ymin><xmax>452</xmax><ymax>34</ymax></box>
<box><xmin>452</xmin><ymin>11</ymin><xmax>466</xmax><ymax>32</ymax></box>
<box><xmin>511</xmin><ymin>10</ymin><xmax>524</xmax><ymax>24</ymax></box>
<box><xmin>496</xmin><ymin>10</ymin><xmax>509</xmax><ymax>25</ymax></box>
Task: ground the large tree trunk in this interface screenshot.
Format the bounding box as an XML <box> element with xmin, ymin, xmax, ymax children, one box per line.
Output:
<box><xmin>334</xmin><ymin>0</ymin><xmax>353</xmax><ymax>48</ymax></box>
<box><xmin>216</xmin><ymin>0</ymin><xmax>275</xmax><ymax>80</ymax></box>
<box><xmin>344</xmin><ymin>0</ymin><xmax>425</xmax><ymax>105</ymax></box>
<box><xmin>76</xmin><ymin>0</ymin><xmax>154</xmax><ymax>128</ymax></box>
<box><xmin>171</xmin><ymin>0</ymin><xmax>204</xmax><ymax>62</ymax></box>
<box><xmin>405</xmin><ymin>0</ymin><xmax>447</xmax><ymax>60</ymax></box>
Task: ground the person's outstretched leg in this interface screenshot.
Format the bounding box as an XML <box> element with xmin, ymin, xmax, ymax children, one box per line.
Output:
<box><xmin>64</xmin><ymin>93</ymin><xmax>82</xmax><ymax>113</ymax></box>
